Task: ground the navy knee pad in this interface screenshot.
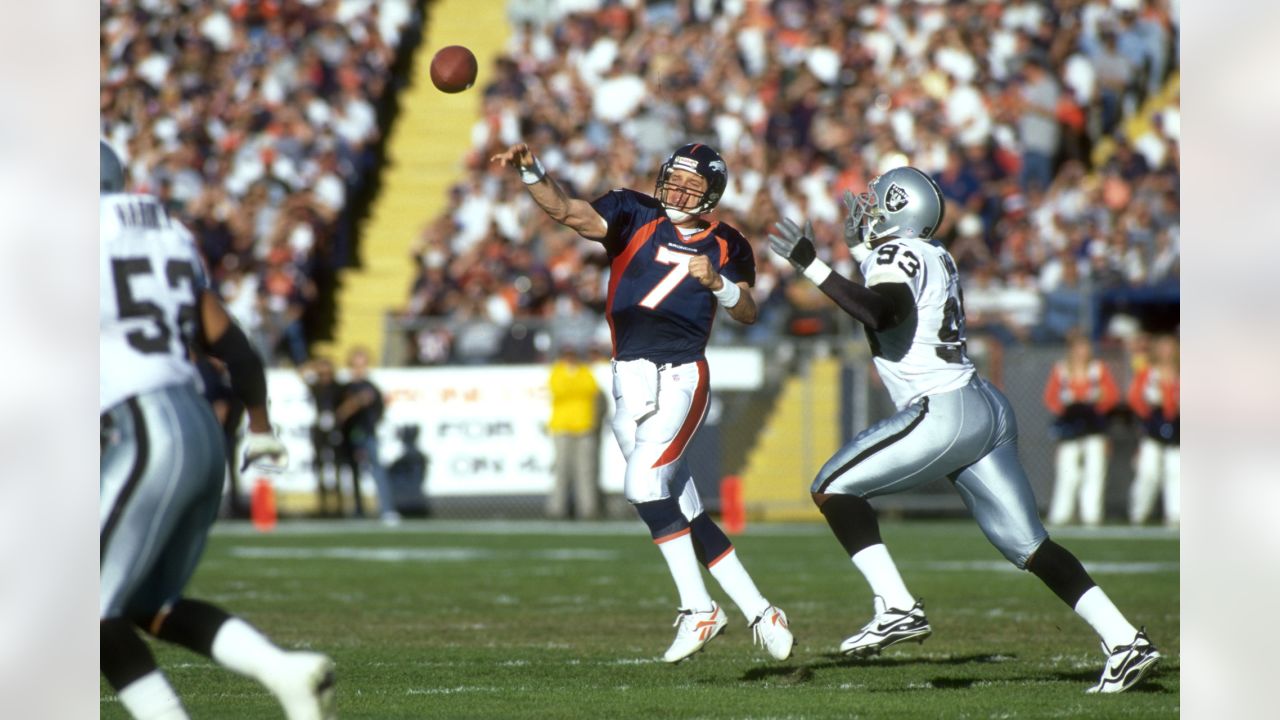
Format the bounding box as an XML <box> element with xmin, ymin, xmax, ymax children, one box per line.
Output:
<box><xmin>689</xmin><ymin>513</ymin><xmax>733</xmax><ymax>567</ymax></box>
<box><xmin>633</xmin><ymin>497</ymin><xmax>688</xmax><ymax>541</ymax></box>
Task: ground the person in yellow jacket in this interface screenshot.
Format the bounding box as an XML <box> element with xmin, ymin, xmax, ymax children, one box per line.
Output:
<box><xmin>547</xmin><ymin>346</ymin><xmax>604</xmax><ymax>519</ymax></box>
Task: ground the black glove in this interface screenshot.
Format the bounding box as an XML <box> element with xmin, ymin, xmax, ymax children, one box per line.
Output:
<box><xmin>768</xmin><ymin>217</ymin><xmax>817</xmax><ymax>271</ymax></box>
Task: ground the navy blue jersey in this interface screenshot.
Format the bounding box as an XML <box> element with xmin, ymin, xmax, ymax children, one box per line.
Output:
<box><xmin>590</xmin><ymin>189</ymin><xmax>755</xmax><ymax>364</ymax></box>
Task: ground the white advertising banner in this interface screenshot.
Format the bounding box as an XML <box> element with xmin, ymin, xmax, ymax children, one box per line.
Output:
<box><xmin>262</xmin><ymin>348</ymin><xmax>762</xmax><ymax>498</ymax></box>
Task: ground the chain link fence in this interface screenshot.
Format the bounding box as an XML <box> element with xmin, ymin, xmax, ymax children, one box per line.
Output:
<box><xmin>256</xmin><ymin>314</ymin><xmax>1148</xmax><ymax>524</ymax></box>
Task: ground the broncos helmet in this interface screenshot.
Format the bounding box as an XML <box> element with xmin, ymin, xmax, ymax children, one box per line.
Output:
<box><xmin>101</xmin><ymin>140</ymin><xmax>126</xmax><ymax>193</ymax></box>
<box><xmin>847</xmin><ymin>166</ymin><xmax>945</xmax><ymax>245</ymax></box>
<box><xmin>655</xmin><ymin>143</ymin><xmax>727</xmax><ymax>217</ymax></box>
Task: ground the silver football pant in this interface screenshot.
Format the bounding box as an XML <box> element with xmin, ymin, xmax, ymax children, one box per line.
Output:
<box><xmin>813</xmin><ymin>376</ymin><xmax>1048</xmax><ymax>568</ymax></box>
<box><xmin>100</xmin><ymin>383</ymin><xmax>224</xmax><ymax>618</ymax></box>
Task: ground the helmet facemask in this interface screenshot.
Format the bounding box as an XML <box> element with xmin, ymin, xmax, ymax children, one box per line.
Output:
<box><xmin>846</xmin><ymin>181</ymin><xmax>899</xmax><ymax>246</ymax></box>
<box><xmin>655</xmin><ymin>168</ymin><xmax>712</xmax><ymax>220</ymax></box>
<box><xmin>655</xmin><ymin>144</ymin><xmax>727</xmax><ymax>223</ymax></box>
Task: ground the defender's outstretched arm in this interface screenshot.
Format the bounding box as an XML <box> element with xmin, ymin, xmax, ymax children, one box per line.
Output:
<box><xmin>768</xmin><ymin>218</ymin><xmax>912</xmax><ymax>331</ymax></box>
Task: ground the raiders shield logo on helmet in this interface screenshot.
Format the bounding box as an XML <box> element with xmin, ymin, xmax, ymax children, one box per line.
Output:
<box><xmin>884</xmin><ymin>183</ymin><xmax>909</xmax><ymax>212</ymax></box>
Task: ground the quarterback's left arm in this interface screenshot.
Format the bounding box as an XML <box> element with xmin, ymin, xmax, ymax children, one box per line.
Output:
<box><xmin>688</xmin><ymin>254</ymin><xmax>758</xmax><ymax>324</ymax></box>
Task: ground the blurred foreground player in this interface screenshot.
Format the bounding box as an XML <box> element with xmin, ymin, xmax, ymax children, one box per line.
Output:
<box><xmin>100</xmin><ymin>140</ymin><xmax>336</xmax><ymax>719</ymax></box>
<box><xmin>492</xmin><ymin>142</ymin><xmax>793</xmax><ymax>663</ymax></box>
<box><xmin>769</xmin><ymin>166</ymin><xmax>1159</xmax><ymax>693</ymax></box>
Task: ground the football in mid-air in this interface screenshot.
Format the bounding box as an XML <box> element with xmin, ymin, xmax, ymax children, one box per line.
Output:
<box><xmin>430</xmin><ymin>45</ymin><xmax>477</xmax><ymax>93</ymax></box>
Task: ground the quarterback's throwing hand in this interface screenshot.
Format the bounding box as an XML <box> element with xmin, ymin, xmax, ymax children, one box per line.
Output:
<box><xmin>688</xmin><ymin>254</ymin><xmax>722</xmax><ymax>290</ymax></box>
<box><xmin>489</xmin><ymin>143</ymin><xmax>533</xmax><ymax>169</ymax></box>
<box><xmin>768</xmin><ymin>217</ymin><xmax>817</xmax><ymax>271</ymax></box>
<box><xmin>241</xmin><ymin>431</ymin><xmax>289</xmax><ymax>473</ymax></box>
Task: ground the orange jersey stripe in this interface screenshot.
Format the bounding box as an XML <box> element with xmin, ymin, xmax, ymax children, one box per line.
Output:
<box><xmin>605</xmin><ymin>217</ymin><xmax>665</xmax><ymax>356</ymax></box>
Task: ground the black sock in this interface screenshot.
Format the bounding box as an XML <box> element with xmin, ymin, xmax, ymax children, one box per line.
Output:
<box><xmin>146</xmin><ymin>598</ymin><xmax>233</xmax><ymax>658</ymax></box>
<box><xmin>818</xmin><ymin>494</ymin><xmax>883</xmax><ymax>557</ymax></box>
<box><xmin>101</xmin><ymin>618</ymin><xmax>159</xmax><ymax>691</ymax></box>
<box><xmin>1026</xmin><ymin>539</ymin><xmax>1097</xmax><ymax>608</ymax></box>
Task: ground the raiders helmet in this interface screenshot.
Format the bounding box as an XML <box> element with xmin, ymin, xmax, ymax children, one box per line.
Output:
<box><xmin>847</xmin><ymin>166</ymin><xmax>945</xmax><ymax>245</ymax></box>
<box><xmin>101</xmin><ymin>140</ymin><xmax>126</xmax><ymax>193</ymax></box>
<box><xmin>655</xmin><ymin>143</ymin><xmax>727</xmax><ymax>216</ymax></box>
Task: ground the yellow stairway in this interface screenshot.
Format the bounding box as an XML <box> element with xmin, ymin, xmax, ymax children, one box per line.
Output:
<box><xmin>740</xmin><ymin>357</ymin><xmax>843</xmax><ymax>522</ymax></box>
<box><xmin>1090</xmin><ymin>71</ymin><xmax>1180</xmax><ymax>168</ymax></box>
<box><xmin>322</xmin><ymin>0</ymin><xmax>509</xmax><ymax>362</ymax></box>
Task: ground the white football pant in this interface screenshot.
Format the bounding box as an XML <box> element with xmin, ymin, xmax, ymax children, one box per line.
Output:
<box><xmin>610</xmin><ymin>358</ymin><xmax>709</xmax><ymax>517</ymax></box>
<box><xmin>1047</xmin><ymin>435</ymin><xmax>1109</xmax><ymax>526</ymax></box>
<box><xmin>1130</xmin><ymin>439</ymin><xmax>1180</xmax><ymax>526</ymax></box>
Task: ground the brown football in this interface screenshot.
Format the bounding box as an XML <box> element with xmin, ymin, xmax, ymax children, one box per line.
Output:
<box><xmin>430</xmin><ymin>45</ymin><xmax>477</xmax><ymax>93</ymax></box>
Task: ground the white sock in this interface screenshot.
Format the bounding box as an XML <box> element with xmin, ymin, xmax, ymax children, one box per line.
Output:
<box><xmin>210</xmin><ymin>617</ymin><xmax>288</xmax><ymax>682</ymax></box>
<box><xmin>117</xmin><ymin>670</ymin><xmax>189</xmax><ymax>720</ymax></box>
<box><xmin>707</xmin><ymin>549</ymin><xmax>770</xmax><ymax>622</ymax></box>
<box><xmin>851</xmin><ymin>544</ymin><xmax>915</xmax><ymax>610</ymax></box>
<box><xmin>657</xmin><ymin>532</ymin><xmax>714</xmax><ymax>612</ymax></box>
<box><xmin>1074</xmin><ymin>586</ymin><xmax>1139</xmax><ymax>650</ymax></box>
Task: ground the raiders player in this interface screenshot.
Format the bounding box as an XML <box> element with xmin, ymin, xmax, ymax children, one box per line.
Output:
<box><xmin>492</xmin><ymin>142</ymin><xmax>794</xmax><ymax>663</ymax></box>
<box><xmin>99</xmin><ymin>141</ymin><xmax>335</xmax><ymax>719</ymax></box>
<box><xmin>769</xmin><ymin>166</ymin><xmax>1160</xmax><ymax>693</ymax></box>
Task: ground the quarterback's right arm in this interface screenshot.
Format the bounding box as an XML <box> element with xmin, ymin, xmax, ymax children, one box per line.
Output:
<box><xmin>491</xmin><ymin>143</ymin><xmax>607</xmax><ymax>240</ymax></box>
<box><xmin>768</xmin><ymin>218</ymin><xmax>913</xmax><ymax>331</ymax></box>
<box><xmin>198</xmin><ymin>290</ymin><xmax>287</xmax><ymax>470</ymax></box>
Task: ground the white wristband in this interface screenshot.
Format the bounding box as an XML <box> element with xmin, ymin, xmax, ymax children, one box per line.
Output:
<box><xmin>519</xmin><ymin>157</ymin><xmax>546</xmax><ymax>185</ymax></box>
<box><xmin>711</xmin><ymin>277</ymin><xmax>742</xmax><ymax>308</ymax></box>
<box><xmin>802</xmin><ymin>259</ymin><xmax>833</xmax><ymax>285</ymax></box>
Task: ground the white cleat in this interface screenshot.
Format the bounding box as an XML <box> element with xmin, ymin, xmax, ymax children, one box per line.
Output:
<box><xmin>839</xmin><ymin>596</ymin><xmax>932</xmax><ymax>657</ymax></box>
<box><xmin>751</xmin><ymin>605</ymin><xmax>795</xmax><ymax>660</ymax></box>
<box><xmin>1086</xmin><ymin>628</ymin><xmax>1161</xmax><ymax>694</ymax></box>
<box><xmin>266</xmin><ymin>651</ymin><xmax>336</xmax><ymax>720</ymax></box>
<box><xmin>663</xmin><ymin>604</ymin><xmax>727</xmax><ymax>663</ymax></box>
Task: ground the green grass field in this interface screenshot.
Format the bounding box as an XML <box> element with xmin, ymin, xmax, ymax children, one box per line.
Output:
<box><xmin>101</xmin><ymin>519</ymin><xmax>1179</xmax><ymax>719</ymax></box>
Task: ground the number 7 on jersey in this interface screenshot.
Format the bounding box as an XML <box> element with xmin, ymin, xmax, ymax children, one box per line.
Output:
<box><xmin>639</xmin><ymin>245</ymin><xmax>693</xmax><ymax>309</ymax></box>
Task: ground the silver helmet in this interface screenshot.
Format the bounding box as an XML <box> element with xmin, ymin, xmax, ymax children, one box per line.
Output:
<box><xmin>101</xmin><ymin>139</ymin><xmax>126</xmax><ymax>193</ymax></box>
<box><xmin>847</xmin><ymin>166</ymin><xmax>945</xmax><ymax>245</ymax></box>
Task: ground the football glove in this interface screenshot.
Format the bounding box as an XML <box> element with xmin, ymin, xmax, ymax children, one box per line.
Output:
<box><xmin>241</xmin><ymin>431</ymin><xmax>289</xmax><ymax>473</ymax></box>
<box><xmin>843</xmin><ymin>189</ymin><xmax>875</xmax><ymax>263</ymax></box>
<box><xmin>768</xmin><ymin>217</ymin><xmax>817</xmax><ymax>271</ymax></box>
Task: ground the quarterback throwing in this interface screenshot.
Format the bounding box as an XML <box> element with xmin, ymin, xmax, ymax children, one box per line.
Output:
<box><xmin>492</xmin><ymin>142</ymin><xmax>794</xmax><ymax>663</ymax></box>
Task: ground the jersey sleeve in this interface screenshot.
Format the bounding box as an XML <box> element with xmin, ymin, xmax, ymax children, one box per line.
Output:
<box><xmin>588</xmin><ymin>189</ymin><xmax>635</xmax><ymax>255</ymax></box>
<box><xmin>861</xmin><ymin>242</ymin><xmax>925</xmax><ymax>297</ymax></box>
<box><xmin>719</xmin><ymin>228</ymin><xmax>757</xmax><ymax>287</ymax></box>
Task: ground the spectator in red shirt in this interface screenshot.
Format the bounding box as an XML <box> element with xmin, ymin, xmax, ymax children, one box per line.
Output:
<box><xmin>1127</xmin><ymin>334</ymin><xmax>1179</xmax><ymax>527</ymax></box>
<box><xmin>1043</xmin><ymin>334</ymin><xmax>1120</xmax><ymax>526</ymax></box>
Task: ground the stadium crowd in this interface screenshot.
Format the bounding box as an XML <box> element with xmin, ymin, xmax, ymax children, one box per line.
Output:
<box><xmin>101</xmin><ymin>0</ymin><xmax>420</xmax><ymax>365</ymax></box>
<box><xmin>400</xmin><ymin>0</ymin><xmax>1179</xmax><ymax>366</ymax></box>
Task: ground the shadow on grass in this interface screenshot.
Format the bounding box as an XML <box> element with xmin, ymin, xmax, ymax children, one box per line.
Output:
<box><xmin>740</xmin><ymin>652</ymin><xmax>1175</xmax><ymax>694</ymax></box>
<box><xmin>741</xmin><ymin>652</ymin><xmax>1013</xmax><ymax>682</ymax></box>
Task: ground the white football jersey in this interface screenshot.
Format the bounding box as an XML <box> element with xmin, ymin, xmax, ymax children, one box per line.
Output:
<box><xmin>101</xmin><ymin>194</ymin><xmax>208</xmax><ymax>412</ymax></box>
<box><xmin>860</xmin><ymin>237</ymin><xmax>975</xmax><ymax>410</ymax></box>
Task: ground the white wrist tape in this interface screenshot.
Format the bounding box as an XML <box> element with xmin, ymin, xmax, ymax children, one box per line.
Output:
<box><xmin>519</xmin><ymin>157</ymin><xmax>546</xmax><ymax>185</ymax></box>
<box><xmin>802</xmin><ymin>259</ymin><xmax>833</xmax><ymax>285</ymax></box>
<box><xmin>712</xmin><ymin>278</ymin><xmax>742</xmax><ymax>308</ymax></box>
